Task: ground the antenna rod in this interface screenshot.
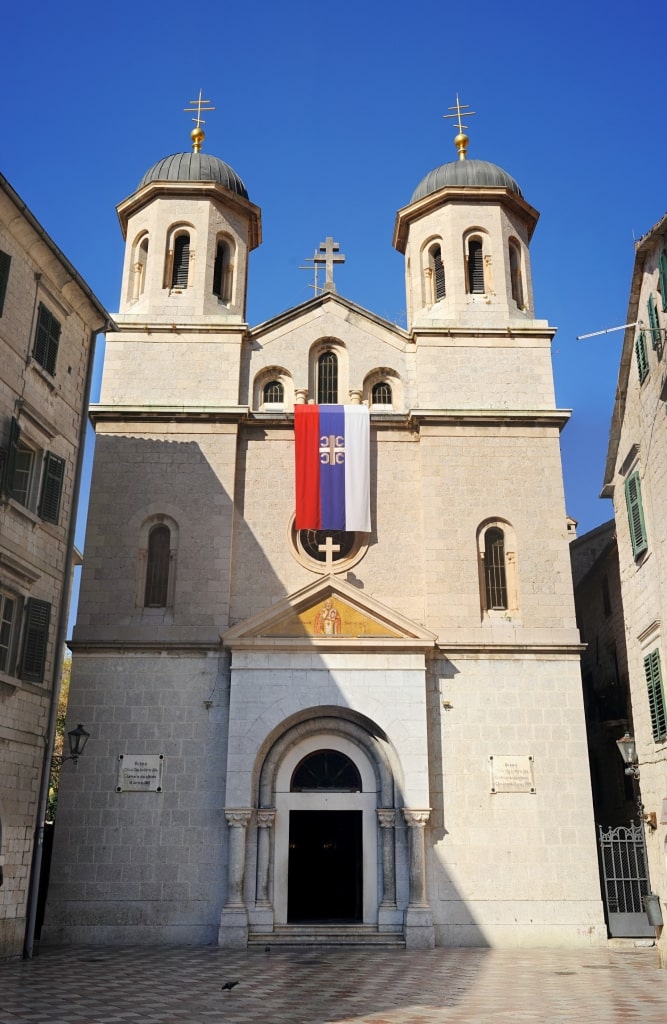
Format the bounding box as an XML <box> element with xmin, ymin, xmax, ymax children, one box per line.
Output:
<box><xmin>576</xmin><ymin>321</ymin><xmax>640</xmax><ymax>340</ymax></box>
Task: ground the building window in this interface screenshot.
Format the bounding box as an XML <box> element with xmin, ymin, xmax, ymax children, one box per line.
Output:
<box><xmin>291</xmin><ymin>749</ymin><xmax>362</xmax><ymax>791</ymax></box>
<box><xmin>625</xmin><ymin>471</ymin><xmax>648</xmax><ymax>559</ymax></box>
<box><xmin>0</xmin><ymin>592</ymin><xmax>18</xmax><ymax>675</ymax></box>
<box><xmin>644</xmin><ymin>650</ymin><xmax>667</xmax><ymax>742</ymax></box>
<box><xmin>213</xmin><ymin>239</ymin><xmax>232</xmax><ymax>301</ymax></box>
<box><xmin>20</xmin><ymin>598</ymin><xmax>51</xmax><ymax>684</ymax></box>
<box><xmin>371</xmin><ymin>381</ymin><xmax>392</xmax><ymax>406</ymax></box>
<box><xmin>483</xmin><ymin>527</ymin><xmax>508</xmax><ymax>610</ymax></box>
<box><xmin>429</xmin><ymin>244</ymin><xmax>446</xmax><ymax>301</ymax></box>
<box><xmin>317</xmin><ymin>351</ymin><xmax>338</xmax><ymax>403</ymax></box>
<box><xmin>647</xmin><ymin>293</ymin><xmax>661</xmax><ymax>351</ymax></box>
<box><xmin>509</xmin><ymin>240</ymin><xmax>523</xmax><ymax>306</ymax></box>
<box><xmin>467</xmin><ymin>238</ymin><xmax>485</xmax><ymax>294</ymax></box>
<box><xmin>601</xmin><ymin>573</ymin><xmax>612</xmax><ymax>617</ymax></box>
<box><xmin>2</xmin><ymin>418</ymin><xmax>65</xmax><ymax>523</ymax></box>
<box><xmin>131</xmin><ymin>234</ymin><xmax>149</xmax><ymax>300</ymax></box>
<box><xmin>170</xmin><ymin>233</ymin><xmax>190</xmax><ymax>289</ymax></box>
<box><xmin>635</xmin><ymin>329</ymin><xmax>649</xmax><ymax>384</ymax></box>
<box><xmin>33</xmin><ymin>303</ymin><xmax>61</xmax><ymax>376</ymax></box>
<box><xmin>144</xmin><ymin>524</ymin><xmax>171</xmax><ymax>607</ymax></box>
<box><xmin>263</xmin><ymin>380</ymin><xmax>284</xmax><ymax>405</ymax></box>
<box><xmin>659</xmin><ymin>250</ymin><xmax>667</xmax><ymax>312</ymax></box>
<box><xmin>38</xmin><ymin>453</ymin><xmax>65</xmax><ymax>525</ymax></box>
<box><xmin>0</xmin><ymin>249</ymin><xmax>10</xmax><ymax>317</ymax></box>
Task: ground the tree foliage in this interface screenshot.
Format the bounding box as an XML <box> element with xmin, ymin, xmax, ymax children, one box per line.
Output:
<box><xmin>46</xmin><ymin>655</ymin><xmax>71</xmax><ymax>821</ymax></box>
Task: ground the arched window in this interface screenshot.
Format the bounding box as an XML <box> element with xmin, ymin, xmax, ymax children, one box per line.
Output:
<box><xmin>291</xmin><ymin>749</ymin><xmax>362</xmax><ymax>791</ymax></box>
<box><xmin>429</xmin><ymin>244</ymin><xmax>446</xmax><ymax>301</ymax></box>
<box><xmin>131</xmin><ymin>235</ymin><xmax>149</xmax><ymax>300</ymax></box>
<box><xmin>371</xmin><ymin>381</ymin><xmax>392</xmax><ymax>406</ymax></box>
<box><xmin>484</xmin><ymin>527</ymin><xmax>508</xmax><ymax>610</ymax></box>
<box><xmin>213</xmin><ymin>239</ymin><xmax>232</xmax><ymax>301</ymax></box>
<box><xmin>317</xmin><ymin>351</ymin><xmax>338</xmax><ymax>403</ymax></box>
<box><xmin>263</xmin><ymin>379</ymin><xmax>284</xmax><ymax>404</ymax></box>
<box><xmin>467</xmin><ymin>238</ymin><xmax>484</xmax><ymax>294</ymax></box>
<box><xmin>144</xmin><ymin>524</ymin><xmax>171</xmax><ymax>607</ymax></box>
<box><xmin>509</xmin><ymin>240</ymin><xmax>523</xmax><ymax>307</ymax></box>
<box><xmin>171</xmin><ymin>233</ymin><xmax>190</xmax><ymax>289</ymax></box>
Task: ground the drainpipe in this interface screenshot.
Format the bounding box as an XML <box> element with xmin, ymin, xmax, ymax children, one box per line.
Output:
<box><xmin>23</xmin><ymin>324</ymin><xmax>104</xmax><ymax>958</ymax></box>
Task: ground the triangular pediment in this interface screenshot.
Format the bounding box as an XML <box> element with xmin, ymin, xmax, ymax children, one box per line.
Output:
<box><xmin>222</xmin><ymin>576</ymin><xmax>436</xmax><ymax>651</ymax></box>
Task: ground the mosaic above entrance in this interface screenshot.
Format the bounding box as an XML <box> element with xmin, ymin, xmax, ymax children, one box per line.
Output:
<box><xmin>262</xmin><ymin>596</ymin><xmax>400</xmax><ymax>638</ymax></box>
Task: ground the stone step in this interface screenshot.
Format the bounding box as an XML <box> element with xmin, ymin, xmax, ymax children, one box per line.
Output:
<box><xmin>248</xmin><ymin>925</ymin><xmax>405</xmax><ymax>948</ymax></box>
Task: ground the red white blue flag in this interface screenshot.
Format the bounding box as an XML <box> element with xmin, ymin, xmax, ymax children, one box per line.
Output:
<box><xmin>294</xmin><ymin>405</ymin><xmax>370</xmax><ymax>532</ymax></box>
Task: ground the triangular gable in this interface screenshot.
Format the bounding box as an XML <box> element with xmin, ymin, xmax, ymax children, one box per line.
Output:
<box><xmin>222</xmin><ymin>575</ymin><xmax>436</xmax><ymax>651</ymax></box>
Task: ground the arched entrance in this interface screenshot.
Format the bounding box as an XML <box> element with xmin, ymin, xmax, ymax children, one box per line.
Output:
<box><xmin>287</xmin><ymin>750</ymin><xmax>363</xmax><ymax>922</ymax></box>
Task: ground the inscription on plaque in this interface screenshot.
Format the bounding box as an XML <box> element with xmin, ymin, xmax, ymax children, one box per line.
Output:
<box><xmin>117</xmin><ymin>754</ymin><xmax>164</xmax><ymax>793</ymax></box>
<box><xmin>489</xmin><ymin>755</ymin><xmax>535</xmax><ymax>794</ymax></box>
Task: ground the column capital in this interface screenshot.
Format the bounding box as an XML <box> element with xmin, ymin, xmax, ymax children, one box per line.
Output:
<box><xmin>377</xmin><ymin>808</ymin><xmax>396</xmax><ymax>828</ymax></box>
<box><xmin>403</xmin><ymin>808</ymin><xmax>431</xmax><ymax>829</ymax></box>
<box><xmin>225</xmin><ymin>809</ymin><xmax>252</xmax><ymax>829</ymax></box>
<box><xmin>256</xmin><ymin>809</ymin><xmax>276</xmax><ymax>829</ymax></box>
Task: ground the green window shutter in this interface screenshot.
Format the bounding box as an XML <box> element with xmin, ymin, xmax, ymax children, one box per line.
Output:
<box><xmin>644</xmin><ymin>650</ymin><xmax>667</xmax><ymax>741</ymax></box>
<box><xmin>33</xmin><ymin>303</ymin><xmax>61</xmax><ymax>375</ymax></box>
<box><xmin>635</xmin><ymin>329</ymin><xmax>649</xmax><ymax>384</ymax></box>
<box><xmin>38</xmin><ymin>453</ymin><xmax>65</xmax><ymax>524</ymax></box>
<box><xmin>647</xmin><ymin>293</ymin><xmax>661</xmax><ymax>349</ymax></box>
<box><xmin>659</xmin><ymin>250</ymin><xmax>667</xmax><ymax>312</ymax></box>
<box><xmin>0</xmin><ymin>249</ymin><xmax>10</xmax><ymax>317</ymax></box>
<box><xmin>20</xmin><ymin>598</ymin><xmax>51</xmax><ymax>683</ymax></box>
<box><xmin>1</xmin><ymin>417</ymin><xmax>21</xmax><ymax>496</ymax></box>
<box><xmin>625</xmin><ymin>471</ymin><xmax>648</xmax><ymax>558</ymax></box>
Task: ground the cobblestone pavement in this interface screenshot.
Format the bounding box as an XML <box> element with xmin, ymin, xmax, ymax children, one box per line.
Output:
<box><xmin>0</xmin><ymin>944</ymin><xmax>665</xmax><ymax>1024</ymax></box>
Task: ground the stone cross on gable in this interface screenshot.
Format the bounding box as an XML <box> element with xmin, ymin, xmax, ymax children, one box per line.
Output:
<box><xmin>318</xmin><ymin>535</ymin><xmax>341</xmax><ymax>572</ymax></box>
<box><xmin>313</xmin><ymin>237</ymin><xmax>346</xmax><ymax>293</ymax></box>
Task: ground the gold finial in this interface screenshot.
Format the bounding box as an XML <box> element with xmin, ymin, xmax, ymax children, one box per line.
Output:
<box><xmin>184</xmin><ymin>89</ymin><xmax>215</xmax><ymax>153</ymax></box>
<box><xmin>443</xmin><ymin>93</ymin><xmax>476</xmax><ymax>161</ymax></box>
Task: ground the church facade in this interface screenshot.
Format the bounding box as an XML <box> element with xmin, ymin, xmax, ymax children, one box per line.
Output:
<box><xmin>45</xmin><ymin>119</ymin><xmax>606</xmax><ymax>949</ymax></box>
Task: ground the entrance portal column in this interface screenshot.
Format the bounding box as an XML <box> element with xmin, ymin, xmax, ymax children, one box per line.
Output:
<box><xmin>256</xmin><ymin>808</ymin><xmax>275</xmax><ymax>907</ymax></box>
<box><xmin>219</xmin><ymin>809</ymin><xmax>252</xmax><ymax>948</ymax></box>
<box><xmin>403</xmin><ymin>808</ymin><xmax>434</xmax><ymax>949</ymax></box>
<box><xmin>377</xmin><ymin>809</ymin><xmax>397</xmax><ymax>906</ymax></box>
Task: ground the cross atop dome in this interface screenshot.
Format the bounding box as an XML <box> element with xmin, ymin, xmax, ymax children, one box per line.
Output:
<box><xmin>443</xmin><ymin>93</ymin><xmax>476</xmax><ymax>161</ymax></box>
<box><xmin>184</xmin><ymin>89</ymin><xmax>216</xmax><ymax>153</ymax></box>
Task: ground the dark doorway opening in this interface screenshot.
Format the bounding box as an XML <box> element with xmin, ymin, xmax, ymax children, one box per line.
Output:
<box><xmin>288</xmin><ymin>810</ymin><xmax>362</xmax><ymax>922</ymax></box>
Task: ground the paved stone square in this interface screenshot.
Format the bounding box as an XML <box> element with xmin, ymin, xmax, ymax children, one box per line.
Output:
<box><xmin>0</xmin><ymin>944</ymin><xmax>665</xmax><ymax>1024</ymax></box>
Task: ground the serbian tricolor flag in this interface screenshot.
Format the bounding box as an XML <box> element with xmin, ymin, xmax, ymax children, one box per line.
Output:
<box><xmin>295</xmin><ymin>405</ymin><xmax>370</xmax><ymax>531</ymax></box>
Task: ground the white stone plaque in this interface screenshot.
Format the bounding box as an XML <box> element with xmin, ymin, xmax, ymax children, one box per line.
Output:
<box><xmin>116</xmin><ymin>754</ymin><xmax>163</xmax><ymax>793</ymax></box>
<box><xmin>489</xmin><ymin>755</ymin><xmax>535</xmax><ymax>794</ymax></box>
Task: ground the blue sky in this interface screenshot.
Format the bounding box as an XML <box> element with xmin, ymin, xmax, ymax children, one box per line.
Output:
<box><xmin>3</xmin><ymin>0</ymin><xmax>665</xmax><ymax>623</ymax></box>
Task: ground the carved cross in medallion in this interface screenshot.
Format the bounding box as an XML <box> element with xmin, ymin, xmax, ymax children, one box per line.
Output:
<box><xmin>318</xmin><ymin>536</ymin><xmax>341</xmax><ymax>572</ymax></box>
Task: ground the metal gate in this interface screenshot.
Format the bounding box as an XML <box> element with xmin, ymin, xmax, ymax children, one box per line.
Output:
<box><xmin>598</xmin><ymin>822</ymin><xmax>654</xmax><ymax>937</ymax></box>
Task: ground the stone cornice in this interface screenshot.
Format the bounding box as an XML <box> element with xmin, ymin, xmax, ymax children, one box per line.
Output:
<box><xmin>90</xmin><ymin>405</ymin><xmax>248</xmax><ymax>426</ymax></box>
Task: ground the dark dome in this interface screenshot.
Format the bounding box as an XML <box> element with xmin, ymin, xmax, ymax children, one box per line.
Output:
<box><xmin>138</xmin><ymin>152</ymin><xmax>249</xmax><ymax>199</ymax></box>
<box><xmin>411</xmin><ymin>159</ymin><xmax>522</xmax><ymax>203</ymax></box>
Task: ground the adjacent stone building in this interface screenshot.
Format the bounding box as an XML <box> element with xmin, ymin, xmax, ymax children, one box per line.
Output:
<box><xmin>45</xmin><ymin>120</ymin><xmax>606</xmax><ymax>949</ymax></box>
<box><xmin>0</xmin><ymin>173</ymin><xmax>108</xmax><ymax>957</ymax></box>
<box><xmin>601</xmin><ymin>213</ymin><xmax>667</xmax><ymax>958</ymax></box>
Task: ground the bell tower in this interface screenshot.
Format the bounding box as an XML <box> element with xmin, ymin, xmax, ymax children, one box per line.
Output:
<box><xmin>393</xmin><ymin>98</ymin><xmax>540</xmax><ymax>331</ymax></box>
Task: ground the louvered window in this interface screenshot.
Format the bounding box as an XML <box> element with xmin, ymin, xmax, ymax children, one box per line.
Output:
<box><xmin>0</xmin><ymin>249</ymin><xmax>11</xmax><ymax>316</ymax></box>
<box><xmin>371</xmin><ymin>381</ymin><xmax>392</xmax><ymax>406</ymax></box>
<box><xmin>171</xmin><ymin>234</ymin><xmax>190</xmax><ymax>288</ymax></box>
<box><xmin>33</xmin><ymin>303</ymin><xmax>61</xmax><ymax>375</ymax></box>
<box><xmin>468</xmin><ymin>239</ymin><xmax>484</xmax><ymax>293</ymax></box>
<box><xmin>644</xmin><ymin>650</ymin><xmax>667</xmax><ymax>741</ymax></box>
<box><xmin>430</xmin><ymin>245</ymin><xmax>446</xmax><ymax>300</ymax></box>
<box><xmin>144</xmin><ymin>525</ymin><xmax>171</xmax><ymax>607</ymax></box>
<box><xmin>317</xmin><ymin>351</ymin><xmax>338</xmax><ymax>404</ymax></box>
<box><xmin>635</xmin><ymin>329</ymin><xmax>649</xmax><ymax>384</ymax></box>
<box><xmin>647</xmin><ymin>293</ymin><xmax>661</xmax><ymax>350</ymax></box>
<box><xmin>659</xmin><ymin>250</ymin><xmax>667</xmax><ymax>312</ymax></box>
<box><xmin>509</xmin><ymin>242</ymin><xmax>523</xmax><ymax>306</ymax></box>
<box><xmin>20</xmin><ymin>598</ymin><xmax>51</xmax><ymax>683</ymax></box>
<box><xmin>38</xmin><ymin>453</ymin><xmax>65</xmax><ymax>524</ymax></box>
<box><xmin>625</xmin><ymin>471</ymin><xmax>648</xmax><ymax>559</ymax></box>
<box><xmin>484</xmin><ymin>527</ymin><xmax>508</xmax><ymax>609</ymax></box>
<box><xmin>263</xmin><ymin>380</ymin><xmax>284</xmax><ymax>404</ymax></box>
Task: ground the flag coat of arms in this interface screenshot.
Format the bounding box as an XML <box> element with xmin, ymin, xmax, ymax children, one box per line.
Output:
<box><xmin>294</xmin><ymin>405</ymin><xmax>370</xmax><ymax>532</ymax></box>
